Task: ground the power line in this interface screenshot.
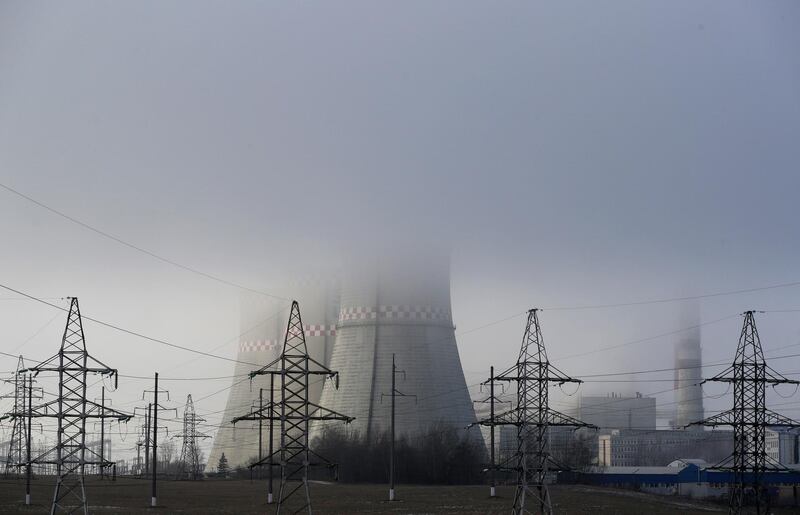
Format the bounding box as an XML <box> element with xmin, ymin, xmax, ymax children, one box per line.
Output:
<box><xmin>541</xmin><ymin>280</ymin><xmax>800</xmax><ymax>311</ymax></box>
<box><xmin>0</xmin><ymin>182</ymin><xmax>289</xmax><ymax>302</ymax></box>
<box><xmin>552</xmin><ymin>313</ymin><xmax>741</xmax><ymax>362</ymax></box>
<box><xmin>0</xmin><ymin>283</ymin><xmax>261</xmax><ymax>367</ymax></box>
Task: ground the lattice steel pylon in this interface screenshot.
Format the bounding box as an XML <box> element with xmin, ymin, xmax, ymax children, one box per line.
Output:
<box><xmin>174</xmin><ymin>394</ymin><xmax>210</xmax><ymax>480</ymax></box>
<box><xmin>688</xmin><ymin>311</ymin><xmax>800</xmax><ymax>515</ymax></box>
<box><xmin>21</xmin><ymin>297</ymin><xmax>132</xmax><ymax>515</ymax></box>
<box><xmin>2</xmin><ymin>356</ymin><xmax>28</xmax><ymax>477</ymax></box>
<box><xmin>484</xmin><ymin>309</ymin><xmax>595</xmax><ymax>515</ymax></box>
<box><xmin>232</xmin><ymin>300</ymin><xmax>353</xmax><ymax>514</ymax></box>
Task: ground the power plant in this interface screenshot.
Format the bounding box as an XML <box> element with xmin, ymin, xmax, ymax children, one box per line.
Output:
<box><xmin>209</xmin><ymin>255</ymin><xmax>479</xmax><ymax>470</ymax></box>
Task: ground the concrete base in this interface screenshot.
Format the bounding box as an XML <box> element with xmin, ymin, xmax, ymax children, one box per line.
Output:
<box><xmin>268</xmin><ymin>492</ymin><xmax>273</xmax><ymax>504</ymax></box>
<box><xmin>151</xmin><ymin>497</ymin><xmax>157</xmax><ymax>507</ymax></box>
<box><xmin>490</xmin><ymin>486</ymin><xmax>496</xmax><ymax>497</ymax></box>
<box><xmin>25</xmin><ymin>494</ymin><xmax>30</xmax><ymax>505</ymax></box>
<box><xmin>389</xmin><ymin>488</ymin><xmax>395</xmax><ymax>501</ymax></box>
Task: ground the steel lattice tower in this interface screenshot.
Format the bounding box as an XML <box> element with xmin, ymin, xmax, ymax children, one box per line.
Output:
<box><xmin>174</xmin><ymin>394</ymin><xmax>210</xmax><ymax>480</ymax></box>
<box><xmin>2</xmin><ymin>356</ymin><xmax>28</xmax><ymax>477</ymax></box>
<box><xmin>688</xmin><ymin>311</ymin><xmax>800</xmax><ymax>514</ymax></box>
<box><xmin>233</xmin><ymin>300</ymin><xmax>353</xmax><ymax>514</ymax></box>
<box><xmin>485</xmin><ymin>309</ymin><xmax>595</xmax><ymax>515</ymax></box>
<box><xmin>21</xmin><ymin>298</ymin><xmax>132</xmax><ymax>515</ymax></box>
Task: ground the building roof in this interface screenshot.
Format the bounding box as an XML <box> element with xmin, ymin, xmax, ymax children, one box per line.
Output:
<box><xmin>588</xmin><ymin>466</ymin><xmax>679</xmax><ymax>475</ymax></box>
<box><xmin>669</xmin><ymin>458</ymin><xmax>710</xmax><ymax>469</ymax></box>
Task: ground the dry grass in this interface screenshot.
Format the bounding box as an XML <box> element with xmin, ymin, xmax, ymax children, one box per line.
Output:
<box><xmin>0</xmin><ymin>478</ymin><xmax>787</xmax><ymax>514</ymax></box>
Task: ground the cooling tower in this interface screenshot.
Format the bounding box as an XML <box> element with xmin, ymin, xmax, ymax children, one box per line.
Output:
<box><xmin>674</xmin><ymin>307</ymin><xmax>704</xmax><ymax>430</ymax></box>
<box><xmin>314</xmin><ymin>253</ymin><xmax>477</xmax><ymax>441</ymax></box>
<box><xmin>207</xmin><ymin>276</ymin><xmax>340</xmax><ymax>471</ymax></box>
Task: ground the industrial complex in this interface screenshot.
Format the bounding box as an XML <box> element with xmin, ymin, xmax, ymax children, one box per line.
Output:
<box><xmin>209</xmin><ymin>254</ymin><xmax>479</xmax><ymax>471</ymax></box>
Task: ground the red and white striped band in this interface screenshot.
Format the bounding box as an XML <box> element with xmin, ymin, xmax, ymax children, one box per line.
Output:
<box><xmin>339</xmin><ymin>305</ymin><xmax>451</xmax><ymax>322</ymax></box>
<box><xmin>238</xmin><ymin>324</ymin><xmax>336</xmax><ymax>353</ymax></box>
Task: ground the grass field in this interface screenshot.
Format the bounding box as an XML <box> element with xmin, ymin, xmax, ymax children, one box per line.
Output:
<box><xmin>0</xmin><ymin>478</ymin><xmax>792</xmax><ymax>514</ymax></box>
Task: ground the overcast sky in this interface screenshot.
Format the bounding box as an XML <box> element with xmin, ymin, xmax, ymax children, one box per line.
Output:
<box><xmin>1</xmin><ymin>1</ymin><xmax>799</xmax><ymax>456</ymax></box>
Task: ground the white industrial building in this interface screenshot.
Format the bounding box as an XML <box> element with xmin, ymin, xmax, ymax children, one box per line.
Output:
<box><xmin>766</xmin><ymin>427</ymin><xmax>800</xmax><ymax>465</ymax></box>
<box><xmin>598</xmin><ymin>429</ymin><xmax>732</xmax><ymax>467</ymax></box>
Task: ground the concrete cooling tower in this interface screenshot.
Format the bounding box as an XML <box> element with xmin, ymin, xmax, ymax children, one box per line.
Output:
<box><xmin>674</xmin><ymin>306</ymin><xmax>704</xmax><ymax>430</ymax></box>
<box><xmin>314</xmin><ymin>253</ymin><xmax>477</xmax><ymax>441</ymax></box>
<box><xmin>207</xmin><ymin>277</ymin><xmax>340</xmax><ymax>471</ymax></box>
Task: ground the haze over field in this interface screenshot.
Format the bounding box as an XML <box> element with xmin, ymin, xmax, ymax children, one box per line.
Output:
<box><xmin>1</xmin><ymin>1</ymin><xmax>799</xmax><ymax>461</ymax></box>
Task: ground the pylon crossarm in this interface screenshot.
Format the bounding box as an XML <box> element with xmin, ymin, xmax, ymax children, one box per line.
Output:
<box><xmin>546</xmin><ymin>362</ymin><xmax>582</xmax><ymax>384</ymax></box>
<box><xmin>546</xmin><ymin>408</ymin><xmax>598</xmax><ymax>429</ymax></box>
<box><xmin>764</xmin><ymin>365</ymin><xmax>799</xmax><ymax>384</ymax></box>
<box><xmin>231</xmin><ymin>401</ymin><xmax>277</xmax><ymax>424</ymax></box>
<box><xmin>686</xmin><ymin>410</ymin><xmax>736</xmax><ymax>428</ymax></box>
<box><xmin>704</xmin><ymin>454</ymin><xmax>735</xmax><ymax>471</ymax></box>
<box><xmin>493</xmin><ymin>362</ymin><xmax>518</xmax><ymax>380</ymax></box>
<box><xmin>26</xmin><ymin>399</ymin><xmax>59</xmax><ymax>416</ymax></box>
<box><xmin>84</xmin><ymin>399</ymin><xmax>133</xmax><ymax>421</ymax></box>
<box><xmin>764</xmin><ymin>454</ymin><xmax>792</xmax><ymax>472</ymax></box>
<box><xmin>307</xmin><ymin>402</ymin><xmax>355</xmax><ymax>422</ymax></box>
<box><xmin>763</xmin><ymin>409</ymin><xmax>800</xmax><ymax>427</ymax></box>
<box><xmin>18</xmin><ymin>352</ymin><xmax>61</xmax><ymax>374</ymax></box>
<box><xmin>249</xmin><ymin>358</ymin><xmax>281</xmax><ymax>378</ymax></box>
<box><xmin>307</xmin><ymin>355</ymin><xmax>337</xmax><ymax>375</ymax></box>
<box><xmin>703</xmin><ymin>366</ymin><xmax>735</xmax><ymax>383</ymax></box>
<box><xmin>485</xmin><ymin>406</ymin><xmax>520</xmax><ymax>426</ymax></box>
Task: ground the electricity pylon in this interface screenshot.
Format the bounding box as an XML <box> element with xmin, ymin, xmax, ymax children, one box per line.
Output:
<box><xmin>688</xmin><ymin>311</ymin><xmax>800</xmax><ymax>515</ymax></box>
<box><xmin>1</xmin><ymin>357</ymin><xmax>28</xmax><ymax>477</ymax></box>
<box><xmin>21</xmin><ymin>297</ymin><xmax>132</xmax><ymax>514</ymax></box>
<box><xmin>487</xmin><ymin>309</ymin><xmax>595</xmax><ymax>515</ymax></box>
<box><xmin>232</xmin><ymin>300</ymin><xmax>353</xmax><ymax>514</ymax></box>
<box><xmin>174</xmin><ymin>394</ymin><xmax>210</xmax><ymax>480</ymax></box>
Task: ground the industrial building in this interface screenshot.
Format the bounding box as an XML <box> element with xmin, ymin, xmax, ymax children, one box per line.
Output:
<box><xmin>562</xmin><ymin>458</ymin><xmax>800</xmax><ymax>505</ymax></box>
<box><xmin>598</xmin><ymin>429</ymin><xmax>732</xmax><ymax>467</ymax></box>
<box><xmin>766</xmin><ymin>427</ymin><xmax>800</xmax><ymax>465</ymax></box>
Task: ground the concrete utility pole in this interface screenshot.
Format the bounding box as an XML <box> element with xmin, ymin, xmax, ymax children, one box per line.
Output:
<box><xmin>489</xmin><ymin>366</ymin><xmax>496</xmax><ymax>497</ymax></box>
<box><xmin>100</xmin><ymin>387</ymin><xmax>105</xmax><ymax>478</ymax></box>
<box><xmin>25</xmin><ymin>375</ymin><xmax>32</xmax><ymax>505</ymax></box>
<box><xmin>390</xmin><ymin>355</ymin><xmax>397</xmax><ymax>502</ymax></box>
<box><xmin>152</xmin><ymin>373</ymin><xmax>158</xmax><ymax>507</ymax></box>
<box><xmin>258</xmin><ymin>388</ymin><xmax>263</xmax><ymax>471</ymax></box>
<box><xmin>141</xmin><ymin>373</ymin><xmax>175</xmax><ymax>508</ymax></box>
<box><xmin>232</xmin><ymin>300</ymin><xmax>354</xmax><ymax>513</ymax></box>
<box><xmin>471</xmin><ymin>365</ymin><xmax>509</xmax><ymax>498</ymax></box>
<box><xmin>688</xmin><ymin>311</ymin><xmax>800</xmax><ymax>515</ymax></box>
<box><xmin>381</xmin><ymin>354</ymin><xmax>415</xmax><ymax>502</ymax></box>
<box><xmin>144</xmin><ymin>404</ymin><xmax>151</xmax><ymax>477</ymax></box>
<box><xmin>268</xmin><ymin>373</ymin><xmax>275</xmax><ymax>504</ymax></box>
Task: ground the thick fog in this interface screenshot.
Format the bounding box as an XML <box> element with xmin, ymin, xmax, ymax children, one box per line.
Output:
<box><xmin>1</xmin><ymin>1</ymin><xmax>799</xmax><ymax>456</ymax></box>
